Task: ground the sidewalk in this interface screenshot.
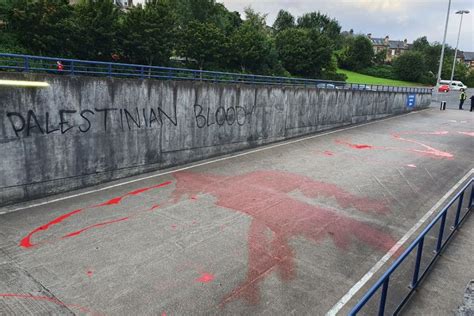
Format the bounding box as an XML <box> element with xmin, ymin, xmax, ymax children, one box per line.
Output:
<box><xmin>402</xmin><ymin>211</ymin><xmax>474</xmax><ymax>315</ymax></box>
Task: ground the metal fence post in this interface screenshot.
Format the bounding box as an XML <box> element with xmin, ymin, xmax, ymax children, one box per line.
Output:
<box><xmin>411</xmin><ymin>237</ymin><xmax>424</xmax><ymax>288</ymax></box>
<box><xmin>436</xmin><ymin>213</ymin><xmax>447</xmax><ymax>252</ymax></box>
<box><xmin>70</xmin><ymin>61</ymin><xmax>75</xmax><ymax>75</ymax></box>
<box><xmin>107</xmin><ymin>63</ymin><xmax>112</xmax><ymax>76</ymax></box>
<box><xmin>379</xmin><ymin>278</ymin><xmax>390</xmax><ymax>316</ymax></box>
<box><xmin>453</xmin><ymin>192</ymin><xmax>465</xmax><ymax>227</ymax></box>
<box><xmin>24</xmin><ymin>57</ymin><xmax>30</xmax><ymax>72</ymax></box>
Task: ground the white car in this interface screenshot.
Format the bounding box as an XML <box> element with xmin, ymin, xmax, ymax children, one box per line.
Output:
<box><xmin>439</xmin><ymin>80</ymin><xmax>467</xmax><ymax>91</ymax></box>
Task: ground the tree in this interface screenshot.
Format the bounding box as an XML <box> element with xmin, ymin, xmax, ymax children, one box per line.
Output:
<box><xmin>119</xmin><ymin>0</ymin><xmax>176</xmax><ymax>66</ymax></box>
<box><xmin>373</xmin><ymin>48</ymin><xmax>387</xmax><ymax>65</ymax></box>
<box><xmin>339</xmin><ymin>35</ymin><xmax>374</xmax><ymax>71</ymax></box>
<box><xmin>6</xmin><ymin>0</ymin><xmax>74</xmax><ymax>56</ymax></box>
<box><xmin>229</xmin><ymin>8</ymin><xmax>278</xmax><ymax>74</ymax></box>
<box><xmin>296</xmin><ymin>11</ymin><xmax>341</xmax><ymax>48</ymax></box>
<box><xmin>71</xmin><ymin>0</ymin><xmax>120</xmax><ymax>60</ymax></box>
<box><xmin>276</xmin><ymin>28</ymin><xmax>332</xmax><ymax>77</ymax></box>
<box><xmin>177</xmin><ymin>21</ymin><xmax>227</xmax><ymax>70</ymax></box>
<box><xmin>273</xmin><ymin>10</ymin><xmax>295</xmax><ymax>33</ymax></box>
<box><xmin>393</xmin><ymin>51</ymin><xmax>426</xmax><ymax>82</ymax></box>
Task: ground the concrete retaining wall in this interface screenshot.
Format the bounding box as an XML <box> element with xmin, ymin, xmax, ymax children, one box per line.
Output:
<box><xmin>0</xmin><ymin>73</ymin><xmax>431</xmax><ymax>206</ymax></box>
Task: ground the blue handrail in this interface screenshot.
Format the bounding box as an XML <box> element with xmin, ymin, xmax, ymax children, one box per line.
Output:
<box><xmin>350</xmin><ymin>178</ymin><xmax>474</xmax><ymax>315</ymax></box>
<box><xmin>0</xmin><ymin>53</ymin><xmax>433</xmax><ymax>94</ymax></box>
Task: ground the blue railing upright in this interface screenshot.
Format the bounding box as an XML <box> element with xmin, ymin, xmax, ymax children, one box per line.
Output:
<box><xmin>0</xmin><ymin>53</ymin><xmax>432</xmax><ymax>94</ymax></box>
<box><xmin>350</xmin><ymin>177</ymin><xmax>474</xmax><ymax>315</ymax></box>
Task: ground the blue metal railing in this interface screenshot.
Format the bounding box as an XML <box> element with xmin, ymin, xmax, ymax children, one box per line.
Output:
<box><xmin>0</xmin><ymin>53</ymin><xmax>433</xmax><ymax>94</ymax></box>
<box><xmin>350</xmin><ymin>178</ymin><xmax>474</xmax><ymax>315</ymax></box>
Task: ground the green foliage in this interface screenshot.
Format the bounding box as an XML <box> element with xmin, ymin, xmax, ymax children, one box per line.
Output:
<box><xmin>120</xmin><ymin>0</ymin><xmax>176</xmax><ymax>65</ymax></box>
<box><xmin>273</xmin><ymin>10</ymin><xmax>294</xmax><ymax>33</ymax></box>
<box><xmin>275</xmin><ymin>28</ymin><xmax>332</xmax><ymax>77</ymax></box>
<box><xmin>177</xmin><ymin>21</ymin><xmax>226</xmax><ymax>70</ymax></box>
<box><xmin>338</xmin><ymin>35</ymin><xmax>374</xmax><ymax>71</ymax></box>
<box><xmin>71</xmin><ymin>0</ymin><xmax>120</xmax><ymax>60</ymax></box>
<box><xmin>359</xmin><ymin>65</ymin><xmax>397</xmax><ymax>80</ymax></box>
<box><xmin>393</xmin><ymin>51</ymin><xmax>426</xmax><ymax>82</ymax></box>
<box><xmin>373</xmin><ymin>49</ymin><xmax>387</xmax><ymax>65</ymax></box>
<box><xmin>6</xmin><ymin>0</ymin><xmax>74</xmax><ymax>56</ymax></box>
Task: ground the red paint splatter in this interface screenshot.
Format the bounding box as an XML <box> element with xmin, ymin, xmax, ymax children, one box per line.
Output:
<box><xmin>86</xmin><ymin>270</ymin><xmax>94</xmax><ymax>277</ymax></box>
<box><xmin>170</xmin><ymin>170</ymin><xmax>395</xmax><ymax>306</ymax></box>
<box><xmin>0</xmin><ymin>293</ymin><xmax>102</xmax><ymax>315</ymax></box>
<box><xmin>336</xmin><ymin>140</ymin><xmax>376</xmax><ymax>150</ymax></box>
<box><xmin>191</xmin><ymin>195</ymin><xmax>198</xmax><ymax>200</ymax></box>
<box><xmin>196</xmin><ymin>273</ymin><xmax>215</xmax><ymax>283</ymax></box>
<box><xmin>150</xmin><ymin>204</ymin><xmax>161</xmax><ymax>210</ymax></box>
<box><xmin>20</xmin><ymin>181</ymin><xmax>172</xmax><ymax>248</ymax></box>
<box><xmin>171</xmin><ymin>224</ymin><xmax>177</xmax><ymax>230</ymax></box>
<box><xmin>323</xmin><ymin>150</ymin><xmax>335</xmax><ymax>156</ymax></box>
<box><xmin>458</xmin><ymin>131</ymin><xmax>474</xmax><ymax>137</ymax></box>
<box><xmin>162</xmin><ymin>313</ymin><xmax>167</xmax><ymax>316</ymax></box>
<box><xmin>335</xmin><ymin>130</ymin><xmax>455</xmax><ymax>159</ymax></box>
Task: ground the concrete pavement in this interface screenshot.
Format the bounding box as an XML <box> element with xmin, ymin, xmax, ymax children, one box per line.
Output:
<box><xmin>0</xmin><ymin>106</ymin><xmax>473</xmax><ymax>315</ymax></box>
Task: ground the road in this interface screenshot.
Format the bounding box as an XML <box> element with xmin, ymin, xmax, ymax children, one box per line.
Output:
<box><xmin>0</xmin><ymin>106</ymin><xmax>473</xmax><ymax>315</ymax></box>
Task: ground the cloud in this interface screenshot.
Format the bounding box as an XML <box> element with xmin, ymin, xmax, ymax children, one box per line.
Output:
<box><xmin>220</xmin><ymin>0</ymin><xmax>474</xmax><ymax>51</ymax></box>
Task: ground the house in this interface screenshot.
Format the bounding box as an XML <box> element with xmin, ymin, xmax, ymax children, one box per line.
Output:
<box><xmin>367</xmin><ymin>34</ymin><xmax>411</xmax><ymax>62</ymax></box>
<box><xmin>458</xmin><ymin>51</ymin><xmax>474</xmax><ymax>70</ymax></box>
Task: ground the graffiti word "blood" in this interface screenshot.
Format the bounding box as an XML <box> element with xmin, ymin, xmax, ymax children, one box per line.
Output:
<box><xmin>193</xmin><ymin>104</ymin><xmax>255</xmax><ymax>128</ymax></box>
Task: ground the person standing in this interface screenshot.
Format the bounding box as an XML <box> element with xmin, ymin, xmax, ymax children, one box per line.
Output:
<box><xmin>56</xmin><ymin>61</ymin><xmax>64</xmax><ymax>73</ymax></box>
<box><xmin>470</xmin><ymin>94</ymin><xmax>474</xmax><ymax>112</ymax></box>
<box><xmin>459</xmin><ymin>89</ymin><xmax>467</xmax><ymax>110</ymax></box>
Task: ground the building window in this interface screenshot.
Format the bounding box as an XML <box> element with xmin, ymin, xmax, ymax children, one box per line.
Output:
<box><xmin>391</xmin><ymin>49</ymin><xmax>396</xmax><ymax>56</ymax></box>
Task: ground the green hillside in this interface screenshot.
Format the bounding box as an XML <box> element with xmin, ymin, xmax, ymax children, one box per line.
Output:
<box><xmin>337</xmin><ymin>69</ymin><xmax>423</xmax><ymax>87</ymax></box>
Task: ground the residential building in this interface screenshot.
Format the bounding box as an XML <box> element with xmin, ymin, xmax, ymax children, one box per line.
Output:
<box><xmin>367</xmin><ymin>34</ymin><xmax>411</xmax><ymax>62</ymax></box>
<box><xmin>458</xmin><ymin>51</ymin><xmax>474</xmax><ymax>70</ymax></box>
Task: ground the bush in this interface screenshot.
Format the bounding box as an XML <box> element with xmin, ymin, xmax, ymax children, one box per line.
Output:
<box><xmin>359</xmin><ymin>65</ymin><xmax>397</xmax><ymax>80</ymax></box>
<box><xmin>393</xmin><ymin>51</ymin><xmax>426</xmax><ymax>82</ymax></box>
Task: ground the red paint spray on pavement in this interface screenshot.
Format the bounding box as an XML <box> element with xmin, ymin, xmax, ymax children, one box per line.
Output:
<box><xmin>20</xmin><ymin>181</ymin><xmax>172</xmax><ymax>248</ymax></box>
<box><xmin>170</xmin><ymin>170</ymin><xmax>395</xmax><ymax>306</ymax></box>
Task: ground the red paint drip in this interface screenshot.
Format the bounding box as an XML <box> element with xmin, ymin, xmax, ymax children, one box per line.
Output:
<box><xmin>323</xmin><ymin>150</ymin><xmax>334</xmax><ymax>156</ymax></box>
<box><xmin>150</xmin><ymin>204</ymin><xmax>161</xmax><ymax>210</ymax></box>
<box><xmin>62</xmin><ymin>217</ymin><xmax>129</xmax><ymax>238</ymax></box>
<box><xmin>336</xmin><ymin>139</ymin><xmax>376</xmax><ymax>150</ymax></box>
<box><xmin>196</xmin><ymin>273</ymin><xmax>215</xmax><ymax>283</ymax></box>
<box><xmin>20</xmin><ymin>181</ymin><xmax>172</xmax><ymax>248</ymax></box>
<box><xmin>171</xmin><ymin>170</ymin><xmax>395</xmax><ymax>306</ymax></box>
<box><xmin>0</xmin><ymin>293</ymin><xmax>101</xmax><ymax>315</ymax></box>
<box><xmin>458</xmin><ymin>131</ymin><xmax>474</xmax><ymax>137</ymax></box>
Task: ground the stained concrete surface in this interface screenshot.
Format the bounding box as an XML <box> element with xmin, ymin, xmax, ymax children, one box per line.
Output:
<box><xmin>0</xmin><ymin>107</ymin><xmax>473</xmax><ymax>315</ymax></box>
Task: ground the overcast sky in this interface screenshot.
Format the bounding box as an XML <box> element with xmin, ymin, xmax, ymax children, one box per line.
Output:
<box><xmin>221</xmin><ymin>0</ymin><xmax>474</xmax><ymax>51</ymax></box>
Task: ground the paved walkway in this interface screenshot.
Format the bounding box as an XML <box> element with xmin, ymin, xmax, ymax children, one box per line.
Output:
<box><xmin>0</xmin><ymin>107</ymin><xmax>473</xmax><ymax>315</ymax></box>
<box><xmin>402</xmin><ymin>212</ymin><xmax>473</xmax><ymax>315</ymax></box>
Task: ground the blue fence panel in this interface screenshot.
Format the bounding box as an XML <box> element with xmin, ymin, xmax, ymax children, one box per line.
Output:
<box><xmin>0</xmin><ymin>53</ymin><xmax>432</xmax><ymax>93</ymax></box>
<box><xmin>349</xmin><ymin>178</ymin><xmax>474</xmax><ymax>315</ymax></box>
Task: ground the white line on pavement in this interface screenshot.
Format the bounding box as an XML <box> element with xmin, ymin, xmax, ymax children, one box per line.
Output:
<box><xmin>0</xmin><ymin>109</ymin><xmax>426</xmax><ymax>215</ymax></box>
<box><xmin>326</xmin><ymin>168</ymin><xmax>474</xmax><ymax>315</ymax></box>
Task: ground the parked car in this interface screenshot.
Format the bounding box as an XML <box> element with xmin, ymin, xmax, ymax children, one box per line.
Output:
<box><xmin>439</xmin><ymin>80</ymin><xmax>467</xmax><ymax>91</ymax></box>
<box><xmin>438</xmin><ymin>85</ymin><xmax>450</xmax><ymax>93</ymax></box>
<box><xmin>316</xmin><ymin>83</ymin><xmax>336</xmax><ymax>89</ymax></box>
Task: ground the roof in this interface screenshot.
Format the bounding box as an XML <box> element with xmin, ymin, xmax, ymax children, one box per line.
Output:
<box><xmin>463</xmin><ymin>52</ymin><xmax>474</xmax><ymax>61</ymax></box>
<box><xmin>389</xmin><ymin>40</ymin><xmax>407</xmax><ymax>49</ymax></box>
<box><xmin>371</xmin><ymin>38</ymin><xmax>385</xmax><ymax>45</ymax></box>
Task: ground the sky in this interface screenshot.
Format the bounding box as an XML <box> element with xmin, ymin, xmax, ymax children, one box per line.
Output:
<box><xmin>221</xmin><ymin>0</ymin><xmax>474</xmax><ymax>51</ymax></box>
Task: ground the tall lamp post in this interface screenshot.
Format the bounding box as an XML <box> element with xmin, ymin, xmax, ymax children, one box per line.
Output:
<box><xmin>449</xmin><ymin>10</ymin><xmax>470</xmax><ymax>84</ymax></box>
<box><xmin>436</xmin><ymin>0</ymin><xmax>452</xmax><ymax>87</ymax></box>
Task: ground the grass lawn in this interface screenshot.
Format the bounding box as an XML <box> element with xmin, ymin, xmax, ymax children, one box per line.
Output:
<box><xmin>337</xmin><ymin>69</ymin><xmax>423</xmax><ymax>87</ymax></box>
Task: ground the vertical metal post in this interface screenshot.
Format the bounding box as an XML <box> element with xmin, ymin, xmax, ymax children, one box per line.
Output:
<box><xmin>107</xmin><ymin>63</ymin><xmax>112</xmax><ymax>76</ymax></box>
<box><xmin>436</xmin><ymin>213</ymin><xmax>447</xmax><ymax>252</ymax></box>
<box><xmin>70</xmin><ymin>61</ymin><xmax>75</xmax><ymax>75</ymax></box>
<box><xmin>24</xmin><ymin>57</ymin><xmax>30</xmax><ymax>72</ymax></box>
<box><xmin>449</xmin><ymin>12</ymin><xmax>466</xmax><ymax>84</ymax></box>
<box><xmin>379</xmin><ymin>278</ymin><xmax>390</xmax><ymax>316</ymax></box>
<box><xmin>436</xmin><ymin>0</ymin><xmax>452</xmax><ymax>86</ymax></box>
<box><xmin>411</xmin><ymin>237</ymin><xmax>424</xmax><ymax>287</ymax></box>
<box><xmin>468</xmin><ymin>184</ymin><xmax>474</xmax><ymax>208</ymax></box>
<box><xmin>140</xmin><ymin>66</ymin><xmax>144</xmax><ymax>79</ymax></box>
<box><xmin>453</xmin><ymin>192</ymin><xmax>465</xmax><ymax>227</ymax></box>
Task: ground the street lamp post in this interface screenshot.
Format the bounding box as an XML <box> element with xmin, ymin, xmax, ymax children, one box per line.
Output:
<box><xmin>436</xmin><ymin>0</ymin><xmax>452</xmax><ymax>87</ymax></box>
<box><xmin>449</xmin><ymin>10</ymin><xmax>470</xmax><ymax>85</ymax></box>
